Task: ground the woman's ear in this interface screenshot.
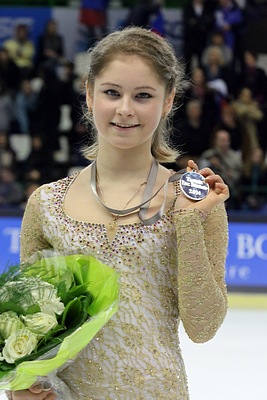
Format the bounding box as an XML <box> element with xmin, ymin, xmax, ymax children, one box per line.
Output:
<box><xmin>163</xmin><ymin>89</ymin><xmax>175</xmax><ymax>117</ymax></box>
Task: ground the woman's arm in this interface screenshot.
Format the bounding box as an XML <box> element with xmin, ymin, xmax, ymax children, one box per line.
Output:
<box><xmin>174</xmin><ymin>204</ymin><xmax>228</xmax><ymax>343</ymax></box>
<box><xmin>20</xmin><ymin>186</ymin><xmax>52</xmax><ymax>263</ymax></box>
<box><xmin>18</xmin><ymin>188</ymin><xmax>76</xmax><ymax>399</ymax></box>
<box><xmin>173</xmin><ymin>160</ymin><xmax>229</xmax><ymax>343</ymax></box>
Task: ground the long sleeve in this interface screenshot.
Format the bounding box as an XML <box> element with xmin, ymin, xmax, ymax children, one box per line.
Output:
<box><xmin>174</xmin><ymin>204</ymin><xmax>228</xmax><ymax>343</ymax></box>
<box><xmin>20</xmin><ymin>187</ymin><xmax>77</xmax><ymax>399</ymax></box>
<box><xmin>20</xmin><ymin>186</ymin><xmax>52</xmax><ymax>262</ymax></box>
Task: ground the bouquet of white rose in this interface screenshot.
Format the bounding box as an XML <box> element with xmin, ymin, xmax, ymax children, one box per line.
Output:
<box><xmin>0</xmin><ymin>252</ymin><xmax>119</xmax><ymax>394</ymax></box>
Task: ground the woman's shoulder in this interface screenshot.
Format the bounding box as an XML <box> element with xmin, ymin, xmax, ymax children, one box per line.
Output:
<box><xmin>28</xmin><ymin>174</ymin><xmax>78</xmax><ymax>203</ymax></box>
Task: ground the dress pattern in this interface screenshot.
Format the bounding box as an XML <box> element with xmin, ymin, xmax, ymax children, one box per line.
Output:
<box><xmin>20</xmin><ymin>174</ymin><xmax>228</xmax><ymax>400</ymax></box>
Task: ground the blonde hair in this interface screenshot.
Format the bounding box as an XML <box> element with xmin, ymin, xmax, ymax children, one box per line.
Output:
<box><xmin>82</xmin><ymin>27</ymin><xmax>185</xmax><ymax>163</ymax></box>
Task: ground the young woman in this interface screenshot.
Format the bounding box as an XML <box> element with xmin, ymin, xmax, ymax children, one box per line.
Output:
<box><xmin>10</xmin><ymin>27</ymin><xmax>229</xmax><ymax>400</ymax></box>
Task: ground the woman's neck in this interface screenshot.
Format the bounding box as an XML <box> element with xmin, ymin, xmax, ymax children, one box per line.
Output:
<box><xmin>96</xmin><ymin>151</ymin><xmax>154</xmax><ymax>181</ymax></box>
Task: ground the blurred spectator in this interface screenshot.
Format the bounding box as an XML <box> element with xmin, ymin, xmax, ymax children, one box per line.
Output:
<box><xmin>3</xmin><ymin>24</ymin><xmax>35</xmax><ymax>81</ymax></box>
<box><xmin>20</xmin><ymin>135</ymin><xmax>51</xmax><ymax>183</ymax></box>
<box><xmin>0</xmin><ymin>47</ymin><xmax>20</xmax><ymax>95</ymax></box>
<box><xmin>231</xmin><ymin>86</ymin><xmax>263</xmax><ymax>172</ymax></box>
<box><xmin>182</xmin><ymin>0</ymin><xmax>214</xmax><ymax>75</ymax></box>
<box><xmin>199</xmin><ymin>128</ymin><xmax>242</xmax><ymax>207</ymax></box>
<box><xmin>79</xmin><ymin>0</ymin><xmax>110</xmax><ymax>49</ymax></box>
<box><xmin>66</xmin><ymin>75</ymin><xmax>89</xmax><ymax>166</ymax></box>
<box><xmin>0</xmin><ymin>79</ymin><xmax>14</xmax><ymax>133</ymax></box>
<box><xmin>0</xmin><ymin>167</ymin><xmax>23</xmax><ymax>207</ymax></box>
<box><xmin>215</xmin><ymin>102</ymin><xmax>243</xmax><ymax>150</ymax></box>
<box><xmin>58</xmin><ymin>61</ymin><xmax>77</xmax><ymax>104</ymax></box>
<box><xmin>123</xmin><ymin>0</ymin><xmax>163</xmax><ymax>30</ymax></box>
<box><xmin>172</xmin><ymin>99</ymin><xmax>213</xmax><ymax>169</ymax></box>
<box><xmin>178</xmin><ymin>67</ymin><xmax>219</xmax><ymax>127</ymax></box>
<box><xmin>214</xmin><ymin>0</ymin><xmax>243</xmax><ymax>72</ymax></box>
<box><xmin>20</xmin><ymin>180</ymin><xmax>40</xmax><ymax>210</ymax></box>
<box><xmin>36</xmin><ymin>19</ymin><xmax>65</xmax><ymax>73</ymax></box>
<box><xmin>0</xmin><ymin>133</ymin><xmax>17</xmax><ymax>169</ymax></box>
<box><xmin>202</xmin><ymin>30</ymin><xmax>233</xmax><ymax>67</ymax></box>
<box><xmin>202</xmin><ymin>44</ymin><xmax>237</xmax><ymax>99</ymax></box>
<box><xmin>30</xmin><ymin>66</ymin><xmax>63</xmax><ymax>155</ymax></box>
<box><xmin>202</xmin><ymin>45</ymin><xmax>229</xmax><ymax>100</ymax></box>
<box><xmin>240</xmin><ymin>147</ymin><xmax>267</xmax><ymax>210</ymax></box>
<box><xmin>23</xmin><ymin>168</ymin><xmax>42</xmax><ymax>183</ymax></box>
<box><xmin>14</xmin><ymin>79</ymin><xmax>39</xmax><ymax>134</ymax></box>
<box><xmin>236</xmin><ymin>50</ymin><xmax>267</xmax><ymax>105</ymax></box>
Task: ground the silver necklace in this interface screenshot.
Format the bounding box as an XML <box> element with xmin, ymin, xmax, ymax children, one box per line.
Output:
<box><xmin>96</xmin><ymin>176</ymin><xmax>147</xmax><ymax>230</ymax></box>
<box><xmin>90</xmin><ymin>159</ymin><xmax>167</xmax><ymax>226</ymax></box>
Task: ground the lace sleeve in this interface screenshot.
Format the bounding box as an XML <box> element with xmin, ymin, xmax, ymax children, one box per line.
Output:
<box><xmin>174</xmin><ymin>203</ymin><xmax>228</xmax><ymax>343</ymax></box>
<box><xmin>19</xmin><ymin>189</ymin><xmax>77</xmax><ymax>399</ymax></box>
<box><xmin>20</xmin><ymin>186</ymin><xmax>52</xmax><ymax>263</ymax></box>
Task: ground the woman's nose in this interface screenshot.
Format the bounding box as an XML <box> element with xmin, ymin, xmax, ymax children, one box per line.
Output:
<box><xmin>116</xmin><ymin>96</ymin><xmax>134</xmax><ymax>116</ymax></box>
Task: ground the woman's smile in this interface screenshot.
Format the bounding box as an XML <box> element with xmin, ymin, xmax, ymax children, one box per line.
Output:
<box><xmin>110</xmin><ymin>121</ymin><xmax>141</xmax><ymax>130</ymax></box>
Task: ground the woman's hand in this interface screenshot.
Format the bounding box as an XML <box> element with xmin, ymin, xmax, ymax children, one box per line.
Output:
<box><xmin>175</xmin><ymin>159</ymin><xmax>230</xmax><ymax>212</ymax></box>
<box><xmin>7</xmin><ymin>382</ymin><xmax>57</xmax><ymax>400</ymax></box>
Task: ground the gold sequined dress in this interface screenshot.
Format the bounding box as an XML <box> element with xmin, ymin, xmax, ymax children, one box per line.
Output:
<box><xmin>20</xmin><ymin>174</ymin><xmax>228</xmax><ymax>400</ymax></box>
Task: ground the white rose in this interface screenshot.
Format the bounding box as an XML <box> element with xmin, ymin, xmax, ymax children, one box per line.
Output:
<box><xmin>31</xmin><ymin>286</ymin><xmax>65</xmax><ymax>316</ymax></box>
<box><xmin>21</xmin><ymin>312</ymin><xmax>58</xmax><ymax>336</ymax></box>
<box><xmin>0</xmin><ymin>311</ymin><xmax>25</xmax><ymax>339</ymax></box>
<box><xmin>2</xmin><ymin>329</ymin><xmax>38</xmax><ymax>364</ymax></box>
<box><xmin>38</xmin><ymin>298</ymin><xmax>65</xmax><ymax>316</ymax></box>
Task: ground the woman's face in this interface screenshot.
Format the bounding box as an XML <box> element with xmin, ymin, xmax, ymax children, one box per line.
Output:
<box><xmin>86</xmin><ymin>54</ymin><xmax>174</xmax><ymax>153</ymax></box>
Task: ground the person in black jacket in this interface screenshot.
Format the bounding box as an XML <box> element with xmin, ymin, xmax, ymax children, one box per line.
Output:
<box><xmin>124</xmin><ymin>0</ymin><xmax>163</xmax><ymax>29</ymax></box>
<box><xmin>36</xmin><ymin>19</ymin><xmax>65</xmax><ymax>72</ymax></box>
<box><xmin>182</xmin><ymin>0</ymin><xmax>215</xmax><ymax>75</ymax></box>
<box><xmin>236</xmin><ymin>50</ymin><xmax>267</xmax><ymax>105</ymax></box>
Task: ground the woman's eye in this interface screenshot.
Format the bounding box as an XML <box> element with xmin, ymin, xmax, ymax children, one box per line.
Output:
<box><xmin>136</xmin><ymin>93</ymin><xmax>152</xmax><ymax>99</ymax></box>
<box><xmin>104</xmin><ymin>89</ymin><xmax>119</xmax><ymax>96</ymax></box>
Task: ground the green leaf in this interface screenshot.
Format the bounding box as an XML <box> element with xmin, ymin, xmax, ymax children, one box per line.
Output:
<box><xmin>24</xmin><ymin>304</ymin><xmax>41</xmax><ymax>315</ymax></box>
<box><xmin>0</xmin><ymin>265</ymin><xmax>20</xmax><ymax>287</ymax></box>
<box><xmin>0</xmin><ymin>362</ymin><xmax>14</xmax><ymax>374</ymax></box>
<box><xmin>61</xmin><ymin>298</ymin><xmax>82</xmax><ymax>329</ymax></box>
<box><xmin>0</xmin><ymin>302</ymin><xmax>24</xmax><ymax>315</ymax></box>
<box><xmin>61</xmin><ymin>283</ymin><xmax>90</xmax><ymax>304</ymax></box>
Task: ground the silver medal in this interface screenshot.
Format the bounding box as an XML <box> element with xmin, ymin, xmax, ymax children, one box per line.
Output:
<box><xmin>180</xmin><ymin>170</ymin><xmax>209</xmax><ymax>201</ymax></box>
